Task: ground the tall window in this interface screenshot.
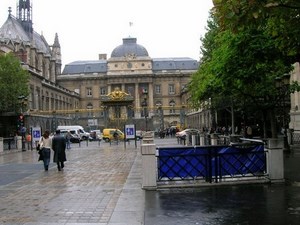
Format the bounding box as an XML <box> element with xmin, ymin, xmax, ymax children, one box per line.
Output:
<box><xmin>127</xmin><ymin>86</ymin><xmax>134</xmax><ymax>96</ymax></box>
<box><xmin>86</xmin><ymin>87</ymin><xmax>92</xmax><ymax>97</ymax></box>
<box><xmin>87</xmin><ymin>103</ymin><xmax>93</xmax><ymax>117</ymax></box>
<box><xmin>168</xmin><ymin>84</ymin><xmax>175</xmax><ymax>95</ymax></box>
<box><xmin>100</xmin><ymin>87</ymin><xmax>106</xmax><ymax>95</ymax></box>
<box><xmin>155</xmin><ymin>101</ymin><xmax>162</xmax><ymax>113</ymax></box>
<box><xmin>155</xmin><ymin>85</ymin><xmax>161</xmax><ymax>94</ymax></box>
<box><xmin>169</xmin><ymin>100</ymin><xmax>176</xmax><ymax>114</ymax></box>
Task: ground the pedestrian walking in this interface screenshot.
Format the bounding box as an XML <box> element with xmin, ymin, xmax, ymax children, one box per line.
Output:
<box><xmin>26</xmin><ymin>132</ymin><xmax>32</xmax><ymax>150</ymax></box>
<box><xmin>65</xmin><ymin>130</ymin><xmax>72</xmax><ymax>149</ymax></box>
<box><xmin>52</xmin><ymin>129</ymin><xmax>67</xmax><ymax>171</ymax></box>
<box><xmin>112</xmin><ymin>129</ymin><xmax>119</xmax><ymax>145</ymax></box>
<box><xmin>38</xmin><ymin>130</ymin><xmax>52</xmax><ymax>171</ymax></box>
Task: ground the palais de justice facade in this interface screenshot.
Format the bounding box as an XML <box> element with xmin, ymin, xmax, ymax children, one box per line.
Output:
<box><xmin>58</xmin><ymin>37</ymin><xmax>199</xmax><ymax>131</ymax></box>
<box><xmin>0</xmin><ymin>0</ymin><xmax>199</xmax><ymax>134</ymax></box>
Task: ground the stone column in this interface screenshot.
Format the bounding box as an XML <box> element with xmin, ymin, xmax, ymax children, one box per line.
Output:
<box><xmin>148</xmin><ymin>83</ymin><xmax>153</xmax><ymax>117</ymax></box>
<box><xmin>141</xmin><ymin>144</ymin><xmax>156</xmax><ymax>190</ymax></box>
<box><xmin>266</xmin><ymin>138</ymin><xmax>285</xmax><ymax>183</ymax></box>
<box><xmin>17</xmin><ymin>136</ymin><xmax>22</xmax><ymax>150</ymax></box>
<box><xmin>200</xmin><ymin>134</ymin><xmax>205</xmax><ymax>146</ymax></box>
<box><xmin>135</xmin><ymin>83</ymin><xmax>141</xmax><ymax>117</ymax></box>
<box><xmin>141</xmin><ymin>132</ymin><xmax>156</xmax><ymax>190</ymax></box>
<box><xmin>211</xmin><ymin>133</ymin><xmax>218</xmax><ymax>145</ymax></box>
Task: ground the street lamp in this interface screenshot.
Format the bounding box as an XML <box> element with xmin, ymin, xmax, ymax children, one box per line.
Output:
<box><xmin>275</xmin><ymin>74</ymin><xmax>290</xmax><ymax>127</ymax></box>
<box><xmin>141</xmin><ymin>97</ymin><xmax>148</xmax><ymax>131</ymax></box>
<box><xmin>18</xmin><ymin>95</ymin><xmax>28</xmax><ymax>151</ymax></box>
<box><xmin>180</xmin><ymin>105</ymin><xmax>186</xmax><ymax>129</ymax></box>
<box><xmin>51</xmin><ymin>111</ymin><xmax>57</xmax><ymax>133</ymax></box>
<box><xmin>156</xmin><ymin>103</ymin><xmax>164</xmax><ymax>132</ymax></box>
<box><xmin>275</xmin><ymin>73</ymin><xmax>290</xmax><ymax>151</ymax></box>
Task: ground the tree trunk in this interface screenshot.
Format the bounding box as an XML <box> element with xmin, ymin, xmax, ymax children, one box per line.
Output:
<box><xmin>231</xmin><ymin>104</ymin><xmax>235</xmax><ymax>135</ymax></box>
<box><xmin>262</xmin><ymin>110</ymin><xmax>268</xmax><ymax>138</ymax></box>
<box><xmin>269</xmin><ymin>109</ymin><xmax>278</xmax><ymax>138</ymax></box>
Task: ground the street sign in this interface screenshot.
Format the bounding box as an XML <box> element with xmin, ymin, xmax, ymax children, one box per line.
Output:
<box><xmin>125</xmin><ymin>124</ymin><xmax>135</xmax><ymax>139</ymax></box>
<box><xmin>32</xmin><ymin>127</ymin><xmax>41</xmax><ymax>142</ymax></box>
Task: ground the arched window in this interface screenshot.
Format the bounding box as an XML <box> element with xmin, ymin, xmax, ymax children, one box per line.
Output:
<box><xmin>87</xmin><ymin>103</ymin><xmax>93</xmax><ymax>117</ymax></box>
<box><xmin>17</xmin><ymin>49</ymin><xmax>27</xmax><ymax>63</ymax></box>
<box><xmin>155</xmin><ymin>101</ymin><xmax>162</xmax><ymax>113</ymax></box>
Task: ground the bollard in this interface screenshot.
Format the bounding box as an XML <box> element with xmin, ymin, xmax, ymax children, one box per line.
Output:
<box><xmin>211</xmin><ymin>133</ymin><xmax>218</xmax><ymax>146</ymax></box>
<box><xmin>192</xmin><ymin>134</ymin><xmax>196</xmax><ymax>146</ymax></box>
<box><xmin>0</xmin><ymin>137</ymin><xmax>3</xmax><ymax>152</ymax></box>
<box><xmin>142</xmin><ymin>131</ymin><xmax>154</xmax><ymax>144</ymax></box>
<box><xmin>200</xmin><ymin>134</ymin><xmax>205</xmax><ymax>146</ymax></box>
<box><xmin>17</xmin><ymin>136</ymin><xmax>22</xmax><ymax>150</ymax></box>
<box><xmin>185</xmin><ymin>134</ymin><xmax>189</xmax><ymax>146</ymax></box>
<box><xmin>141</xmin><ymin>143</ymin><xmax>157</xmax><ymax>190</ymax></box>
<box><xmin>141</xmin><ymin>131</ymin><xmax>156</xmax><ymax>190</ymax></box>
<box><xmin>266</xmin><ymin>138</ymin><xmax>285</xmax><ymax>183</ymax></box>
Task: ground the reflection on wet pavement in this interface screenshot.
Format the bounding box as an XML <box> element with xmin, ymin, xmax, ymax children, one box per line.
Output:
<box><xmin>1</xmin><ymin>139</ymin><xmax>300</xmax><ymax>225</ymax></box>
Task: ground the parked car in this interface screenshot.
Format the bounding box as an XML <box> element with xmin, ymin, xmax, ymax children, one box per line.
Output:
<box><xmin>60</xmin><ymin>130</ymin><xmax>81</xmax><ymax>143</ymax></box>
<box><xmin>102</xmin><ymin>129</ymin><xmax>125</xmax><ymax>142</ymax></box>
<box><xmin>69</xmin><ymin>135</ymin><xmax>81</xmax><ymax>143</ymax></box>
<box><xmin>135</xmin><ymin>130</ymin><xmax>144</xmax><ymax>140</ymax></box>
<box><xmin>57</xmin><ymin>125</ymin><xmax>90</xmax><ymax>140</ymax></box>
<box><xmin>90</xmin><ymin>130</ymin><xmax>102</xmax><ymax>141</ymax></box>
<box><xmin>176</xmin><ymin>129</ymin><xmax>201</xmax><ymax>138</ymax></box>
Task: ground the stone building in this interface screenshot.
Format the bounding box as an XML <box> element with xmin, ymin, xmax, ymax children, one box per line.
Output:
<box><xmin>290</xmin><ymin>63</ymin><xmax>300</xmax><ymax>131</ymax></box>
<box><xmin>58</xmin><ymin>37</ymin><xmax>199</xmax><ymax>132</ymax></box>
<box><xmin>0</xmin><ymin>0</ymin><xmax>199</xmax><ymax>135</ymax></box>
<box><xmin>0</xmin><ymin>0</ymin><xmax>79</xmax><ymax>136</ymax></box>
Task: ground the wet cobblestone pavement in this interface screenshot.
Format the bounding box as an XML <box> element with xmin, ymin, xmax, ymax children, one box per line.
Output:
<box><xmin>0</xmin><ymin>141</ymin><xmax>144</xmax><ymax>225</ymax></box>
<box><xmin>1</xmin><ymin>138</ymin><xmax>300</xmax><ymax>225</ymax></box>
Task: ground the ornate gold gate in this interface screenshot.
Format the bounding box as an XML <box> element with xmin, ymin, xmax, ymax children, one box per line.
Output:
<box><xmin>100</xmin><ymin>88</ymin><xmax>134</xmax><ymax>129</ymax></box>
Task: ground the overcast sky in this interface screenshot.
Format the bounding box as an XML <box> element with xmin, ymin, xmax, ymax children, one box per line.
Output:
<box><xmin>0</xmin><ymin>0</ymin><xmax>213</xmax><ymax>67</ymax></box>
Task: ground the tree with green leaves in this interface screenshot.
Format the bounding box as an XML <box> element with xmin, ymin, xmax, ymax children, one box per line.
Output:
<box><xmin>212</xmin><ymin>0</ymin><xmax>300</xmax><ymax>63</ymax></box>
<box><xmin>189</xmin><ymin>9</ymin><xmax>294</xmax><ymax>138</ymax></box>
<box><xmin>0</xmin><ymin>53</ymin><xmax>30</xmax><ymax>114</ymax></box>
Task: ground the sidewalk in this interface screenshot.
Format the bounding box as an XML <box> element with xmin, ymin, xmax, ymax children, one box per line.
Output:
<box><xmin>0</xmin><ymin>140</ymin><xmax>145</xmax><ymax>225</ymax></box>
<box><xmin>0</xmin><ymin>138</ymin><xmax>300</xmax><ymax>224</ymax></box>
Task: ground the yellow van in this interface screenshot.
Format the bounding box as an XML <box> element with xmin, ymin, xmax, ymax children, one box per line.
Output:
<box><xmin>102</xmin><ymin>129</ymin><xmax>125</xmax><ymax>142</ymax></box>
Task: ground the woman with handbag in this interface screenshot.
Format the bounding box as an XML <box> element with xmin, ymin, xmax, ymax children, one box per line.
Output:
<box><xmin>39</xmin><ymin>130</ymin><xmax>52</xmax><ymax>171</ymax></box>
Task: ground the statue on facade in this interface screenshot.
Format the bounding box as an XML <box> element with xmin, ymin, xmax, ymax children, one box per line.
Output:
<box><xmin>107</xmin><ymin>87</ymin><xmax>129</xmax><ymax>101</ymax></box>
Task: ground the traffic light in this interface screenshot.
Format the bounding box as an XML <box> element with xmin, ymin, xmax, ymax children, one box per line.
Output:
<box><xmin>17</xmin><ymin>114</ymin><xmax>24</xmax><ymax>129</ymax></box>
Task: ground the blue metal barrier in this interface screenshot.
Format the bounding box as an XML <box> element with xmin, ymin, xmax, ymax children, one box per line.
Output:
<box><xmin>157</xmin><ymin>143</ymin><xmax>266</xmax><ymax>183</ymax></box>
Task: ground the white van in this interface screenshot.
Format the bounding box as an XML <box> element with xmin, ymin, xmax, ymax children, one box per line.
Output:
<box><xmin>57</xmin><ymin>125</ymin><xmax>90</xmax><ymax>140</ymax></box>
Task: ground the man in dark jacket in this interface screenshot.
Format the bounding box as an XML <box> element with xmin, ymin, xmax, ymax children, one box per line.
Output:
<box><xmin>52</xmin><ymin>130</ymin><xmax>67</xmax><ymax>171</ymax></box>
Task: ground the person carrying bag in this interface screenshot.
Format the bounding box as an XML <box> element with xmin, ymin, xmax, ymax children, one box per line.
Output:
<box><xmin>38</xmin><ymin>130</ymin><xmax>52</xmax><ymax>171</ymax></box>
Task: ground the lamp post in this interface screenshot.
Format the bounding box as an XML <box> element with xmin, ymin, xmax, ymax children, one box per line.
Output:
<box><xmin>180</xmin><ymin>106</ymin><xmax>186</xmax><ymax>130</ymax></box>
<box><xmin>141</xmin><ymin>98</ymin><xmax>148</xmax><ymax>131</ymax></box>
<box><xmin>275</xmin><ymin>73</ymin><xmax>290</xmax><ymax>151</ymax></box>
<box><xmin>101</xmin><ymin>106</ymin><xmax>108</xmax><ymax>128</ymax></box>
<box><xmin>51</xmin><ymin>111</ymin><xmax>57</xmax><ymax>133</ymax></box>
<box><xmin>18</xmin><ymin>95</ymin><xmax>27</xmax><ymax>151</ymax></box>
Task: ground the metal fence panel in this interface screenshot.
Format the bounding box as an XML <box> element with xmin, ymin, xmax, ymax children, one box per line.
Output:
<box><xmin>157</xmin><ymin>144</ymin><xmax>266</xmax><ymax>183</ymax></box>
